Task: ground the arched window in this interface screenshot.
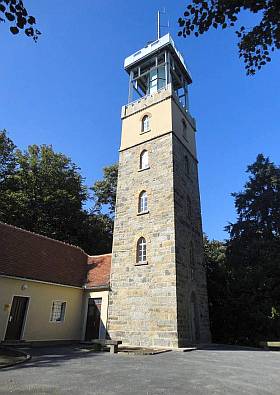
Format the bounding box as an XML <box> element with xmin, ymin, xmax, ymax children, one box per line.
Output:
<box><xmin>137</xmin><ymin>237</ymin><xmax>147</xmax><ymax>263</ymax></box>
<box><xmin>142</xmin><ymin>115</ymin><xmax>150</xmax><ymax>133</ymax></box>
<box><xmin>138</xmin><ymin>191</ymin><xmax>148</xmax><ymax>213</ymax></box>
<box><xmin>140</xmin><ymin>150</ymin><xmax>149</xmax><ymax>170</ymax></box>
<box><xmin>187</xmin><ymin>195</ymin><xmax>192</xmax><ymax>218</ymax></box>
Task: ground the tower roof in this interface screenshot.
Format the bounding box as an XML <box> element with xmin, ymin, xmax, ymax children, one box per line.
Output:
<box><xmin>124</xmin><ymin>33</ymin><xmax>192</xmax><ymax>84</ymax></box>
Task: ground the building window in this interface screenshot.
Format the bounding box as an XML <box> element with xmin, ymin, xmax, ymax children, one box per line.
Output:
<box><xmin>140</xmin><ymin>150</ymin><xmax>149</xmax><ymax>170</ymax></box>
<box><xmin>137</xmin><ymin>237</ymin><xmax>147</xmax><ymax>263</ymax></box>
<box><xmin>138</xmin><ymin>191</ymin><xmax>148</xmax><ymax>213</ymax></box>
<box><xmin>148</xmin><ymin>65</ymin><xmax>166</xmax><ymax>94</ymax></box>
<box><xmin>182</xmin><ymin>120</ymin><xmax>187</xmax><ymax>140</ymax></box>
<box><xmin>148</xmin><ymin>69</ymin><xmax>158</xmax><ymax>94</ymax></box>
<box><xmin>142</xmin><ymin>115</ymin><xmax>150</xmax><ymax>133</ymax></box>
<box><xmin>187</xmin><ymin>195</ymin><xmax>192</xmax><ymax>218</ymax></box>
<box><xmin>50</xmin><ymin>301</ymin><xmax>66</xmax><ymax>322</ymax></box>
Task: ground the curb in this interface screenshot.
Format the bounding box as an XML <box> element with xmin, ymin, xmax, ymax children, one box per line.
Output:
<box><xmin>0</xmin><ymin>346</ymin><xmax>31</xmax><ymax>370</ymax></box>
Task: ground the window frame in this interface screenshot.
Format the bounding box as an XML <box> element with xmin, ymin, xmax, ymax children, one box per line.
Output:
<box><xmin>141</xmin><ymin>115</ymin><xmax>150</xmax><ymax>134</ymax></box>
<box><xmin>139</xmin><ymin>150</ymin><xmax>149</xmax><ymax>171</ymax></box>
<box><xmin>50</xmin><ymin>300</ymin><xmax>67</xmax><ymax>323</ymax></box>
<box><xmin>138</xmin><ymin>191</ymin><xmax>148</xmax><ymax>214</ymax></box>
<box><xmin>136</xmin><ymin>237</ymin><xmax>147</xmax><ymax>265</ymax></box>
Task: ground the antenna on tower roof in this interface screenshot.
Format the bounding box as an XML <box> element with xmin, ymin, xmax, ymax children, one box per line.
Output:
<box><xmin>157</xmin><ymin>8</ymin><xmax>170</xmax><ymax>40</ymax></box>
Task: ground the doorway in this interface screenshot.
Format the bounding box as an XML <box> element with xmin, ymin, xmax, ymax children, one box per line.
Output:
<box><xmin>85</xmin><ymin>298</ymin><xmax>102</xmax><ymax>341</ymax></box>
<box><xmin>5</xmin><ymin>296</ymin><xmax>29</xmax><ymax>341</ymax></box>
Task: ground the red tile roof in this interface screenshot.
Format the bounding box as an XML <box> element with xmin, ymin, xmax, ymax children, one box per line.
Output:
<box><xmin>86</xmin><ymin>254</ymin><xmax>112</xmax><ymax>289</ymax></box>
<box><xmin>0</xmin><ymin>222</ymin><xmax>88</xmax><ymax>287</ymax></box>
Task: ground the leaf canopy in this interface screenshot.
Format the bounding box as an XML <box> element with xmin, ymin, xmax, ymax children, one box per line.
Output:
<box><xmin>178</xmin><ymin>0</ymin><xmax>280</xmax><ymax>75</ymax></box>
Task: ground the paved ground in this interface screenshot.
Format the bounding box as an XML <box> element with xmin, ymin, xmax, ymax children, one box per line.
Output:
<box><xmin>0</xmin><ymin>347</ymin><xmax>28</xmax><ymax>368</ymax></box>
<box><xmin>0</xmin><ymin>345</ymin><xmax>279</xmax><ymax>394</ymax></box>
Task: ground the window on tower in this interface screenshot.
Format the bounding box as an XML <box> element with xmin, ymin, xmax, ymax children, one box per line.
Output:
<box><xmin>141</xmin><ymin>115</ymin><xmax>150</xmax><ymax>133</ymax></box>
<box><xmin>157</xmin><ymin>65</ymin><xmax>166</xmax><ymax>90</ymax></box>
<box><xmin>140</xmin><ymin>150</ymin><xmax>149</xmax><ymax>170</ymax></box>
<box><xmin>148</xmin><ymin>69</ymin><xmax>158</xmax><ymax>94</ymax></box>
<box><xmin>182</xmin><ymin>119</ymin><xmax>187</xmax><ymax>140</ymax></box>
<box><xmin>138</xmin><ymin>191</ymin><xmax>148</xmax><ymax>213</ymax></box>
<box><xmin>137</xmin><ymin>237</ymin><xmax>147</xmax><ymax>264</ymax></box>
<box><xmin>148</xmin><ymin>63</ymin><xmax>166</xmax><ymax>94</ymax></box>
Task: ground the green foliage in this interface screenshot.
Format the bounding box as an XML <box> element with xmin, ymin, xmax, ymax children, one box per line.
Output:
<box><xmin>79</xmin><ymin>213</ymin><xmax>113</xmax><ymax>255</ymax></box>
<box><xmin>203</xmin><ymin>235</ymin><xmax>230</xmax><ymax>343</ymax></box>
<box><xmin>178</xmin><ymin>1</ymin><xmax>280</xmax><ymax>75</ymax></box>
<box><xmin>0</xmin><ymin>130</ymin><xmax>113</xmax><ymax>255</ymax></box>
<box><xmin>0</xmin><ymin>130</ymin><xmax>17</xmax><ymax>222</ymax></box>
<box><xmin>91</xmin><ymin>163</ymin><xmax>118</xmax><ymax>217</ymax></box>
<box><xmin>0</xmin><ymin>0</ymin><xmax>40</xmax><ymax>41</ymax></box>
<box><xmin>225</xmin><ymin>154</ymin><xmax>280</xmax><ymax>345</ymax></box>
<box><xmin>0</xmin><ymin>129</ymin><xmax>16</xmax><ymax>185</ymax></box>
<box><xmin>0</xmin><ymin>139</ymin><xmax>88</xmax><ymax>244</ymax></box>
<box><xmin>226</xmin><ymin>154</ymin><xmax>280</xmax><ymax>239</ymax></box>
<box><xmin>86</xmin><ymin>163</ymin><xmax>118</xmax><ymax>253</ymax></box>
<box><xmin>206</xmin><ymin>154</ymin><xmax>280</xmax><ymax>346</ymax></box>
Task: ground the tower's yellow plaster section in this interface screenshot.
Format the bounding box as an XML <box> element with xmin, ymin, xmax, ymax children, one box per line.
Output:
<box><xmin>120</xmin><ymin>95</ymin><xmax>172</xmax><ymax>151</ymax></box>
<box><xmin>120</xmin><ymin>85</ymin><xmax>197</xmax><ymax>161</ymax></box>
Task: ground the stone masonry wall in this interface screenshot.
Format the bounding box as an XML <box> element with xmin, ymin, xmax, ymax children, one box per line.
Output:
<box><xmin>108</xmin><ymin>91</ymin><xmax>211</xmax><ymax>347</ymax></box>
<box><xmin>172</xmin><ymin>134</ymin><xmax>211</xmax><ymax>345</ymax></box>
<box><xmin>108</xmin><ymin>133</ymin><xmax>180</xmax><ymax>348</ymax></box>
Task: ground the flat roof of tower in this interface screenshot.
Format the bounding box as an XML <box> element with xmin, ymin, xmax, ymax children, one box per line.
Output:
<box><xmin>124</xmin><ymin>33</ymin><xmax>192</xmax><ymax>81</ymax></box>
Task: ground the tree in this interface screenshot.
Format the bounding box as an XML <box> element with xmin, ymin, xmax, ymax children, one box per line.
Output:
<box><xmin>225</xmin><ymin>154</ymin><xmax>280</xmax><ymax>345</ymax></box>
<box><xmin>227</xmin><ymin>154</ymin><xmax>280</xmax><ymax>239</ymax></box>
<box><xmin>0</xmin><ymin>143</ymin><xmax>88</xmax><ymax>245</ymax></box>
<box><xmin>0</xmin><ymin>132</ymin><xmax>117</xmax><ymax>255</ymax></box>
<box><xmin>0</xmin><ymin>0</ymin><xmax>40</xmax><ymax>41</ymax></box>
<box><xmin>85</xmin><ymin>163</ymin><xmax>118</xmax><ymax>253</ymax></box>
<box><xmin>178</xmin><ymin>1</ymin><xmax>280</xmax><ymax>75</ymax></box>
<box><xmin>79</xmin><ymin>213</ymin><xmax>114</xmax><ymax>255</ymax></box>
<box><xmin>0</xmin><ymin>129</ymin><xmax>16</xmax><ymax>185</ymax></box>
<box><xmin>91</xmin><ymin>163</ymin><xmax>118</xmax><ymax>217</ymax></box>
<box><xmin>204</xmin><ymin>155</ymin><xmax>280</xmax><ymax>346</ymax></box>
<box><xmin>0</xmin><ymin>130</ymin><xmax>17</xmax><ymax>221</ymax></box>
<box><xmin>203</xmin><ymin>235</ymin><xmax>230</xmax><ymax>343</ymax></box>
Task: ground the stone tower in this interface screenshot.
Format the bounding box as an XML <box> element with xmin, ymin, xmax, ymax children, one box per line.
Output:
<box><xmin>108</xmin><ymin>34</ymin><xmax>211</xmax><ymax>348</ymax></box>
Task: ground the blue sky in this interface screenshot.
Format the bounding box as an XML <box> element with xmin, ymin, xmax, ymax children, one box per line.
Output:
<box><xmin>1</xmin><ymin>1</ymin><xmax>279</xmax><ymax>241</ymax></box>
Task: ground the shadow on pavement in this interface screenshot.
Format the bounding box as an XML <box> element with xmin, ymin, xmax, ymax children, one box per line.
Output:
<box><xmin>0</xmin><ymin>347</ymin><xmax>31</xmax><ymax>369</ymax></box>
<box><xmin>197</xmin><ymin>343</ymin><xmax>266</xmax><ymax>352</ymax></box>
<box><xmin>2</xmin><ymin>343</ymin><xmax>270</xmax><ymax>372</ymax></box>
<box><xmin>2</xmin><ymin>345</ymin><xmax>106</xmax><ymax>371</ymax></box>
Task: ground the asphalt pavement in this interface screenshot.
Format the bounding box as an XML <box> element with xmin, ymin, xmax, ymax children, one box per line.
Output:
<box><xmin>0</xmin><ymin>344</ymin><xmax>279</xmax><ymax>394</ymax></box>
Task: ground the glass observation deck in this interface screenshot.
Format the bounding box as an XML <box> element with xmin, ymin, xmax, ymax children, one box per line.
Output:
<box><xmin>124</xmin><ymin>33</ymin><xmax>192</xmax><ymax>110</ymax></box>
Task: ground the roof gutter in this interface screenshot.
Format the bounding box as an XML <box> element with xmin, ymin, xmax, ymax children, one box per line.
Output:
<box><xmin>83</xmin><ymin>284</ymin><xmax>110</xmax><ymax>291</ymax></box>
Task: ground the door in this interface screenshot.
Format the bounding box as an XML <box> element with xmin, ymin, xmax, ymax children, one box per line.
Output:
<box><xmin>85</xmin><ymin>298</ymin><xmax>102</xmax><ymax>341</ymax></box>
<box><xmin>5</xmin><ymin>296</ymin><xmax>29</xmax><ymax>341</ymax></box>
